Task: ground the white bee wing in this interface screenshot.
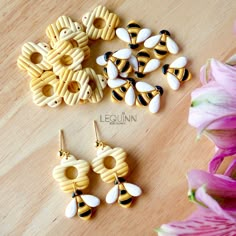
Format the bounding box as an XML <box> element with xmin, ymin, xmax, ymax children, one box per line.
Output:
<box><xmin>124</xmin><ymin>183</ymin><xmax>142</xmax><ymax>197</ymax></box>
<box><xmin>136</xmin><ymin>28</ymin><xmax>152</xmax><ymax>43</ymax></box>
<box><xmin>144</xmin><ymin>34</ymin><xmax>162</xmax><ymax>48</ymax></box>
<box><xmin>65</xmin><ymin>198</ymin><xmax>77</xmax><ymax>218</ymax></box>
<box><xmin>107</xmin><ymin>78</ymin><xmax>126</xmax><ymax>88</ymax></box>
<box><xmin>143</xmin><ymin>59</ymin><xmax>160</xmax><ymax>74</ymax></box>
<box><xmin>107</xmin><ymin>60</ymin><xmax>118</xmax><ymax>79</ymax></box>
<box><xmin>106</xmin><ymin>185</ymin><xmax>119</xmax><ymax>204</ymax></box>
<box><xmin>116</xmin><ymin>28</ymin><xmax>131</xmax><ymax>43</ymax></box>
<box><xmin>149</xmin><ymin>94</ymin><xmax>160</xmax><ymax>113</ymax></box>
<box><xmin>169</xmin><ymin>56</ymin><xmax>187</xmax><ymax>69</ymax></box>
<box><xmin>167</xmin><ymin>73</ymin><xmax>180</xmax><ymax>90</ymax></box>
<box><xmin>81</xmin><ymin>195</ymin><xmax>100</xmax><ymax>207</ymax></box>
<box><xmin>96</xmin><ymin>55</ymin><xmax>107</xmax><ymax>66</ymax></box>
<box><xmin>129</xmin><ymin>55</ymin><xmax>138</xmax><ymax>71</ymax></box>
<box><xmin>166</xmin><ymin>36</ymin><xmax>179</xmax><ymax>54</ymax></box>
<box><xmin>112</xmin><ymin>48</ymin><xmax>132</xmax><ymax>59</ymax></box>
<box><xmin>125</xmin><ymin>86</ymin><xmax>135</xmax><ymax>106</ymax></box>
<box><xmin>119</xmin><ymin>72</ymin><xmax>128</xmax><ymax>78</ymax></box>
<box><xmin>136</xmin><ymin>81</ymin><xmax>155</xmax><ymax>92</ymax></box>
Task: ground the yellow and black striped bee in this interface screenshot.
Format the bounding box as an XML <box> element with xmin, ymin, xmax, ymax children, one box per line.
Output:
<box><xmin>96</xmin><ymin>49</ymin><xmax>133</xmax><ymax>79</ymax></box>
<box><xmin>65</xmin><ymin>189</ymin><xmax>100</xmax><ymax>220</ymax></box>
<box><xmin>106</xmin><ymin>177</ymin><xmax>142</xmax><ymax>208</ymax></box>
<box><xmin>108</xmin><ymin>78</ymin><xmax>136</xmax><ymax>106</ymax></box>
<box><xmin>135</xmin><ymin>81</ymin><xmax>163</xmax><ymax>114</ymax></box>
<box><xmin>144</xmin><ymin>30</ymin><xmax>179</xmax><ymax>60</ymax></box>
<box><xmin>116</xmin><ymin>21</ymin><xmax>152</xmax><ymax>49</ymax></box>
<box><xmin>129</xmin><ymin>49</ymin><xmax>160</xmax><ymax>78</ymax></box>
<box><xmin>162</xmin><ymin>56</ymin><xmax>191</xmax><ymax>90</ymax></box>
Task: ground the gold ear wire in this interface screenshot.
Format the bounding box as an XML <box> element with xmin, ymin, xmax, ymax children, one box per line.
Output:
<box><xmin>93</xmin><ymin>121</ymin><xmax>105</xmax><ymax>148</ymax></box>
<box><xmin>58</xmin><ymin>129</ymin><xmax>70</xmax><ymax>159</ymax></box>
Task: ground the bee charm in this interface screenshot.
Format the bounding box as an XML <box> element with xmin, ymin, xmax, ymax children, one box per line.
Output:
<box><xmin>136</xmin><ymin>81</ymin><xmax>163</xmax><ymax>114</ymax></box>
<box><xmin>144</xmin><ymin>30</ymin><xmax>179</xmax><ymax>60</ymax></box>
<box><xmin>96</xmin><ymin>49</ymin><xmax>133</xmax><ymax>79</ymax></box>
<box><xmin>65</xmin><ymin>189</ymin><xmax>100</xmax><ymax>220</ymax></box>
<box><xmin>162</xmin><ymin>56</ymin><xmax>192</xmax><ymax>90</ymax></box>
<box><xmin>116</xmin><ymin>21</ymin><xmax>152</xmax><ymax>49</ymax></box>
<box><xmin>108</xmin><ymin>78</ymin><xmax>136</xmax><ymax>106</ymax></box>
<box><xmin>106</xmin><ymin>177</ymin><xmax>142</xmax><ymax>208</ymax></box>
<box><xmin>129</xmin><ymin>49</ymin><xmax>160</xmax><ymax>78</ymax></box>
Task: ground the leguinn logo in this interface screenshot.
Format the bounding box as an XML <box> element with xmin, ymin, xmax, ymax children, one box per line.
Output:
<box><xmin>100</xmin><ymin>112</ymin><xmax>137</xmax><ymax>125</ymax></box>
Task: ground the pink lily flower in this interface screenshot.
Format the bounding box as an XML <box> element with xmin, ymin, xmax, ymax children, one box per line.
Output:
<box><xmin>157</xmin><ymin>169</ymin><xmax>236</xmax><ymax>235</ymax></box>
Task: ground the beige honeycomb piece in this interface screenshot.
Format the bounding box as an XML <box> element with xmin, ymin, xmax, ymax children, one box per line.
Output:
<box><xmin>56</xmin><ymin>69</ymin><xmax>92</xmax><ymax>106</ymax></box>
<box><xmin>83</xmin><ymin>67</ymin><xmax>107</xmax><ymax>103</ymax></box>
<box><xmin>47</xmin><ymin>40</ymin><xmax>84</xmax><ymax>76</ymax></box>
<box><xmin>17</xmin><ymin>42</ymin><xmax>52</xmax><ymax>78</ymax></box>
<box><xmin>46</xmin><ymin>15</ymin><xmax>84</xmax><ymax>48</ymax></box>
<box><xmin>30</xmin><ymin>71</ymin><xmax>62</xmax><ymax>107</ymax></box>
<box><xmin>59</xmin><ymin>28</ymin><xmax>90</xmax><ymax>60</ymax></box>
<box><xmin>53</xmin><ymin>154</ymin><xmax>90</xmax><ymax>193</ymax></box>
<box><xmin>82</xmin><ymin>5</ymin><xmax>120</xmax><ymax>40</ymax></box>
<box><xmin>91</xmin><ymin>145</ymin><xmax>129</xmax><ymax>183</ymax></box>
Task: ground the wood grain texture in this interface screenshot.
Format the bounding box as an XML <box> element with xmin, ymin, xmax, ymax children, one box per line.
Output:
<box><xmin>0</xmin><ymin>0</ymin><xmax>235</xmax><ymax>235</ymax></box>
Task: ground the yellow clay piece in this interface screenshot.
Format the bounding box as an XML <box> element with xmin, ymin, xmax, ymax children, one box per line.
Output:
<box><xmin>47</xmin><ymin>40</ymin><xmax>84</xmax><ymax>76</ymax></box>
<box><xmin>53</xmin><ymin>154</ymin><xmax>90</xmax><ymax>193</ymax></box>
<box><xmin>82</xmin><ymin>5</ymin><xmax>120</xmax><ymax>40</ymax></box>
<box><xmin>46</xmin><ymin>15</ymin><xmax>84</xmax><ymax>48</ymax></box>
<box><xmin>56</xmin><ymin>69</ymin><xmax>92</xmax><ymax>106</ymax></box>
<box><xmin>17</xmin><ymin>42</ymin><xmax>52</xmax><ymax>78</ymax></box>
<box><xmin>91</xmin><ymin>145</ymin><xmax>129</xmax><ymax>183</ymax></box>
<box><xmin>30</xmin><ymin>71</ymin><xmax>62</xmax><ymax>107</ymax></box>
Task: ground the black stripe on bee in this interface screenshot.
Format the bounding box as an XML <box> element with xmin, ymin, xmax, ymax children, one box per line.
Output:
<box><xmin>104</xmin><ymin>51</ymin><xmax>112</xmax><ymax>61</ymax></box>
<box><xmin>147</xmin><ymin>93</ymin><xmax>153</xmax><ymax>99</ymax></box>
<box><xmin>174</xmin><ymin>69</ymin><xmax>179</xmax><ymax>75</ymax></box>
<box><xmin>115</xmin><ymin>59</ymin><xmax>121</xmax><ymax>65</ymax></box>
<box><xmin>155</xmin><ymin>86</ymin><xmax>164</xmax><ymax>96</ymax></box>
<box><xmin>127</xmin><ymin>23</ymin><xmax>141</xmax><ymax>28</ymax></box>
<box><xmin>129</xmin><ymin>43</ymin><xmax>139</xmax><ymax>49</ymax></box>
<box><xmin>137</xmin><ymin>51</ymin><xmax>150</xmax><ymax>58</ymax></box>
<box><xmin>121</xmin><ymin>61</ymin><xmax>130</xmax><ymax>73</ymax></box>
<box><xmin>135</xmin><ymin>72</ymin><xmax>145</xmax><ymax>78</ymax></box>
<box><xmin>79</xmin><ymin>202</ymin><xmax>85</xmax><ymax>207</ymax></box>
<box><xmin>160</xmin><ymin>41</ymin><xmax>166</xmax><ymax>46</ymax></box>
<box><xmin>79</xmin><ymin>209</ymin><xmax>92</xmax><ymax>218</ymax></box>
<box><xmin>154</xmin><ymin>49</ymin><xmax>167</xmax><ymax>55</ymax></box>
<box><xmin>119</xmin><ymin>198</ymin><xmax>132</xmax><ymax>205</ymax></box>
<box><xmin>182</xmin><ymin>69</ymin><xmax>189</xmax><ymax>81</ymax></box>
<box><xmin>138</xmin><ymin>61</ymin><xmax>146</xmax><ymax>66</ymax></box>
<box><xmin>162</xmin><ymin>64</ymin><xmax>169</xmax><ymax>74</ymax></box>
<box><xmin>112</xmin><ymin>91</ymin><xmax>123</xmax><ymax>101</ymax></box>
<box><xmin>120</xmin><ymin>86</ymin><xmax>127</xmax><ymax>92</ymax></box>
<box><xmin>120</xmin><ymin>190</ymin><xmax>127</xmax><ymax>195</ymax></box>
<box><xmin>137</xmin><ymin>95</ymin><xmax>148</xmax><ymax>106</ymax></box>
<box><xmin>130</xmin><ymin>32</ymin><xmax>137</xmax><ymax>37</ymax></box>
<box><xmin>115</xmin><ymin>177</ymin><xmax>126</xmax><ymax>185</ymax></box>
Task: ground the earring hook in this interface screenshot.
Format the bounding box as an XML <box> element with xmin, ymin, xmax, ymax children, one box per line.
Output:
<box><xmin>58</xmin><ymin>129</ymin><xmax>70</xmax><ymax>159</ymax></box>
<box><xmin>93</xmin><ymin>121</ymin><xmax>105</xmax><ymax>148</ymax></box>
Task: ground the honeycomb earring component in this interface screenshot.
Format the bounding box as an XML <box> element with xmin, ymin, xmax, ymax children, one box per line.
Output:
<box><xmin>91</xmin><ymin>121</ymin><xmax>142</xmax><ymax>208</ymax></box>
<box><xmin>52</xmin><ymin>130</ymin><xmax>100</xmax><ymax>220</ymax></box>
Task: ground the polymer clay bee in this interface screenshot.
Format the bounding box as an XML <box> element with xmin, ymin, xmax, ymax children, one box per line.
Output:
<box><xmin>65</xmin><ymin>189</ymin><xmax>100</xmax><ymax>220</ymax></box>
<box><xmin>129</xmin><ymin>49</ymin><xmax>160</xmax><ymax>79</ymax></box>
<box><xmin>107</xmin><ymin>78</ymin><xmax>136</xmax><ymax>106</ymax></box>
<box><xmin>116</xmin><ymin>21</ymin><xmax>152</xmax><ymax>49</ymax></box>
<box><xmin>106</xmin><ymin>176</ymin><xmax>142</xmax><ymax>208</ymax></box>
<box><xmin>144</xmin><ymin>30</ymin><xmax>179</xmax><ymax>60</ymax></box>
<box><xmin>135</xmin><ymin>81</ymin><xmax>163</xmax><ymax>114</ymax></box>
<box><xmin>96</xmin><ymin>49</ymin><xmax>133</xmax><ymax>79</ymax></box>
<box><xmin>162</xmin><ymin>56</ymin><xmax>191</xmax><ymax>90</ymax></box>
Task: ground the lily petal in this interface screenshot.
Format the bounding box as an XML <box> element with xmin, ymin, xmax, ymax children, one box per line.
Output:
<box><xmin>224</xmin><ymin>159</ymin><xmax>236</xmax><ymax>177</ymax></box>
<box><xmin>157</xmin><ymin>207</ymin><xmax>236</xmax><ymax>236</ymax></box>
<box><xmin>189</xmin><ymin>83</ymin><xmax>236</xmax><ymax>129</ymax></box>
<box><xmin>210</xmin><ymin>59</ymin><xmax>236</xmax><ymax>97</ymax></box>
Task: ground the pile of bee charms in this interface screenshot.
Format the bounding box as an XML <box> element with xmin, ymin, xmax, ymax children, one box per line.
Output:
<box><xmin>17</xmin><ymin>5</ymin><xmax>192</xmax><ymax>113</ymax></box>
<box><xmin>97</xmin><ymin>21</ymin><xmax>192</xmax><ymax>114</ymax></box>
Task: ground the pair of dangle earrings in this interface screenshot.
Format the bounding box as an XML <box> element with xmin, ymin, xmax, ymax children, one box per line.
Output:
<box><xmin>52</xmin><ymin>121</ymin><xmax>142</xmax><ymax>220</ymax></box>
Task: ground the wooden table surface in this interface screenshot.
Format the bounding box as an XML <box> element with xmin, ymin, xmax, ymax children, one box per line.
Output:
<box><xmin>0</xmin><ymin>0</ymin><xmax>235</xmax><ymax>235</ymax></box>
